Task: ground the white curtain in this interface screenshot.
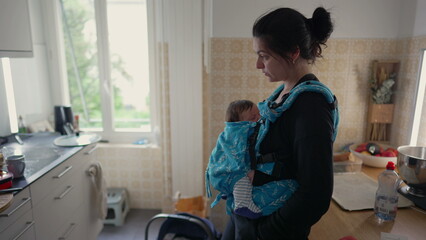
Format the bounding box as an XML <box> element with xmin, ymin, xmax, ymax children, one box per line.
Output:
<box><xmin>151</xmin><ymin>0</ymin><xmax>207</xmax><ymax>211</ymax></box>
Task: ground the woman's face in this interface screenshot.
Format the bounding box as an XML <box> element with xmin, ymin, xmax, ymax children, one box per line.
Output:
<box><xmin>253</xmin><ymin>38</ymin><xmax>291</xmax><ymax>82</ymax></box>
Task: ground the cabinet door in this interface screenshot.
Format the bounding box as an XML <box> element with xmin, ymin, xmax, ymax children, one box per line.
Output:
<box><xmin>80</xmin><ymin>145</ymin><xmax>104</xmax><ymax>239</ymax></box>
<box><xmin>32</xmin><ymin>144</ymin><xmax>103</xmax><ymax>240</ymax></box>
<box><xmin>0</xmin><ymin>0</ymin><xmax>33</xmax><ymax>57</ymax></box>
<box><xmin>0</xmin><ymin>209</ymin><xmax>35</xmax><ymax>240</ymax></box>
<box><xmin>30</xmin><ymin>147</ymin><xmax>86</xmax><ymax>206</ymax></box>
<box><xmin>54</xmin><ymin>208</ymin><xmax>87</xmax><ymax>240</ymax></box>
<box><xmin>0</xmin><ymin>188</ymin><xmax>32</xmax><ymax>233</ymax></box>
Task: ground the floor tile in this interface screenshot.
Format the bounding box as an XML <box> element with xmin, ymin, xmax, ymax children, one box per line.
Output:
<box><xmin>98</xmin><ymin>209</ymin><xmax>161</xmax><ymax>240</ymax></box>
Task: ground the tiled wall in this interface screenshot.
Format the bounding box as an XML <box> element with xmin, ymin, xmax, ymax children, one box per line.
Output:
<box><xmin>96</xmin><ymin>144</ymin><xmax>163</xmax><ymax>209</ymax></box>
<box><xmin>205</xmin><ymin>36</ymin><xmax>426</xmax><ymax>230</ymax></box>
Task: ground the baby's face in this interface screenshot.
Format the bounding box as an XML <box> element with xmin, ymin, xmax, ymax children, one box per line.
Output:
<box><xmin>240</xmin><ymin>105</ymin><xmax>260</xmax><ymax>122</ymax></box>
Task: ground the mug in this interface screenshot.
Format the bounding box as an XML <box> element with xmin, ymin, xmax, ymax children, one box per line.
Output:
<box><xmin>6</xmin><ymin>154</ymin><xmax>26</xmax><ymax>178</ymax></box>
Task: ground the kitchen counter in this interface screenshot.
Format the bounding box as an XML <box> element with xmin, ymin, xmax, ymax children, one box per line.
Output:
<box><xmin>309</xmin><ymin>166</ymin><xmax>426</xmax><ymax>240</ymax></box>
<box><xmin>1</xmin><ymin>132</ymin><xmax>82</xmax><ymax>192</ymax></box>
<box><xmin>0</xmin><ymin>132</ymin><xmax>102</xmax><ymax>239</ymax></box>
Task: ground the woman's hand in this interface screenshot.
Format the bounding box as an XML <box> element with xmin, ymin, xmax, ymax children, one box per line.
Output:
<box><xmin>247</xmin><ymin>170</ymin><xmax>255</xmax><ymax>183</ymax></box>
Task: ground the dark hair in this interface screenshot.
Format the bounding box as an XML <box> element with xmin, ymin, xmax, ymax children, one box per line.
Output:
<box><xmin>252</xmin><ymin>7</ymin><xmax>333</xmax><ymax>63</ymax></box>
<box><xmin>226</xmin><ymin>100</ymin><xmax>255</xmax><ymax>122</ymax></box>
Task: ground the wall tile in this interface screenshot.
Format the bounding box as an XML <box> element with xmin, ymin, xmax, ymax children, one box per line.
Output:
<box><xmin>96</xmin><ymin>144</ymin><xmax>163</xmax><ymax>209</ymax></box>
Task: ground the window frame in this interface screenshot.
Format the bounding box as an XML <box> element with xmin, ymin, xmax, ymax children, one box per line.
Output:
<box><xmin>409</xmin><ymin>49</ymin><xmax>426</xmax><ymax>145</ymax></box>
<box><xmin>44</xmin><ymin>0</ymin><xmax>158</xmax><ymax>144</ymax></box>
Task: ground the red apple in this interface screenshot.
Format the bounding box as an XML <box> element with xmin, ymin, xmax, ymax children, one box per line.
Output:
<box><xmin>355</xmin><ymin>143</ymin><xmax>368</xmax><ymax>152</ymax></box>
<box><xmin>382</xmin><ymin>150</ymin><xmax>397</xmax><ymax>157</ymax></box>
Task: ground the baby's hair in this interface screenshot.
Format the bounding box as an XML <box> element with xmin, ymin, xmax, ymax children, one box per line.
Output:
<box><xmin>226</xmin><ymin>100</ymin><xmax>255</xmax><ymax>122</ymax></box>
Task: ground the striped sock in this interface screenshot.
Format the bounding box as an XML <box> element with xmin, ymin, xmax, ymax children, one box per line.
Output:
<box><xmin>233</xmin><ymin>176</ymin><xmax>261</xmax><ymax>213</ymax></box>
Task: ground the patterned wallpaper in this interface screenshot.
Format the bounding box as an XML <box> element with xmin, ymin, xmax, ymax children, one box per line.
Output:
<box><xmin>205</xmin><ymin>36</ymin><xmax>426</xmax><ymax>230</ymax></box>
<box><xmin>96</xmin><ymin>144</ymin><xmax>163</xmax><ymax>209</ymax></box>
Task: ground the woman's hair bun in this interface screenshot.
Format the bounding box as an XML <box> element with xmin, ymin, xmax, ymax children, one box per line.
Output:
<box><xmin>310</xmin><ymin>7</ymin><xmax>333</xmax><ymax>44</ymax></box>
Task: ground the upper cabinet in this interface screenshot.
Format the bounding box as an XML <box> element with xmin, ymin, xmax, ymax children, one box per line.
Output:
<box><xmin>0</xmin><ymin>0</ymin><xmax>33</xmax><ymax>58</ymax></box>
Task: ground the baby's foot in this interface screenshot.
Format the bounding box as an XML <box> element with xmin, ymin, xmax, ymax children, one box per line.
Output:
<box><xmin>234</xmin><ymin>207</ymin><xmax>262</xmax><ymax>219</ymax></box>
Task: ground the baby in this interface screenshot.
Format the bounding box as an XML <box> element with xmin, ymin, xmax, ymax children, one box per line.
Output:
<box><xmin>206</xmin><ymin>99</ymin><xmax>298</xmax><ymax>219</ymax></box>
<box><xmin>224</xmin><ymin>100</ymin><xmax>262</xmax><ymax>218</ymax></box>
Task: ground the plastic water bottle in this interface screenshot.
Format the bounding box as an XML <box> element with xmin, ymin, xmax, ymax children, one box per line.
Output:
<box><xmin>374</xmin><ymin>161</ymin><xmax>400</xmax><ymax>221</ymax></box>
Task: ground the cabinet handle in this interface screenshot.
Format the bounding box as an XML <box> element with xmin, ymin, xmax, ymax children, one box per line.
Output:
<box><xmin>58</xmin><ymin>223</ymin><xmax>76</xmax><ymax>240</ymax></box>
<box><xmin>0</xmin><ymin>197</ymin><xmax>31</xmax><ymax>217</ymax></box>
<box><xmin>55</xmin><ymin>186</ymin><xmax>73</xmax><ymax>200</ymax></box>
<box><xmin>12</xmin><ymin>221</ymin><xmax>35</xmax><ymax>240</ymax></box>
<box><xmin>85</xmin><ymin>144</ymin><xmax>98</xmax><ymax>155</ymax></box>
<box><xmin>53</xmin><ymin>166</ymin><xmax>73</xmax><ymax>179</ymax></box>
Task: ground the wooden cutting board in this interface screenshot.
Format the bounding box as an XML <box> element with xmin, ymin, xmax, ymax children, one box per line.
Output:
<box><xmin>0</xmin><ymin>193</ymin><xmax>13</xmax><ymax>213</ymax></box>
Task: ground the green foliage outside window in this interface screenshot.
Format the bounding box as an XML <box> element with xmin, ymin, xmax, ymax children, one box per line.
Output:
<box><xmin>61</xmin><ymin>0</ymin><xmax>150</xmax><ymax>129</ymax></box>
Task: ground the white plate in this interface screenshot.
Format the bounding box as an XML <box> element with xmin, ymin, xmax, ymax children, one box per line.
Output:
<box><xmin>54</xmin><ymin>133</ymin><xmax>101</xmax><ymax>147</ymax></box>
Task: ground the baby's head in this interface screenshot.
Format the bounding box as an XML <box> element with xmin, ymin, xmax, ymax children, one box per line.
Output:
<box><xmin>226</xmin><ymin>100</ymin><xmax>260</xmax><ymax>122</ymax></box>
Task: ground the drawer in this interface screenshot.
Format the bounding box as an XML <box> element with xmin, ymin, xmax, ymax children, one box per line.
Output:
<box><xmin>30</xmin><ymin>145</ymin><xmax>96</xmax><ymax>205</ymax></box>
<box><xmin>0</xmin><ymin>188</ymin><xmax>32</xmax><ymax>233</ymax></box>
<box><xmin>53</xmin><ymin>204</ymin><xmax>88</xmax><ymax>240</ymax></box>
<box><xmin>33</xmin><ymin>168</ymin><xmax>87</xmax><ymax>240</ymax></box>
<box><xmin>0</xmin><ymin>209</ymin><xmax>35</xmax><ymax>240</ymax></box>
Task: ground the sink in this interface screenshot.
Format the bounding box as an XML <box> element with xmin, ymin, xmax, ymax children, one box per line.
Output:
<box><xmin>53</xmin><ymin>133</ymin><xmax>101</xmax><ymax>147</ymax></box>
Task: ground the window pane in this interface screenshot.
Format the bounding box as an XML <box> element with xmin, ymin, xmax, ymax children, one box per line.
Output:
<box><xmin>107</xmin><ymin>0</ymin><xmax>151</xmax><ymax>131</ymax></box>
<box><xmin>61</xmin><ymin>0</ymin><xmax>103</xmax><ymax>129</ymax></box>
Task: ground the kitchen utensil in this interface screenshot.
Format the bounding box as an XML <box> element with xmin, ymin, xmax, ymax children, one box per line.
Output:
<box><xmin>0</xmin><ymin>171</ymin><xmax>13</xmax><ymax>190</ymax></box>
<box><xmin>0</xmin><ymin>187</ymin><xmax>22</xmax><ymax>193</ymax></box>
<box><xmin>397</xmin><ymin>145</ymin><xmax>426</xmax><ymax>210</ymax></box>
<box><xmin>6</xmin><ymin>154</ymin><xmax>26</xmax><ymax>178</ymax></box>
<box><xmin>0</xmin><ymin>193</ymin><xmax>13</xmax><ymax>213</ymax></box>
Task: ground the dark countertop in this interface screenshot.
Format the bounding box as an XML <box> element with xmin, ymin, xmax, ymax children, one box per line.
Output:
<box><xmin>1</xmin><ymin>132</ymin><xmax>82</xmax><ymax>193</ymax></box>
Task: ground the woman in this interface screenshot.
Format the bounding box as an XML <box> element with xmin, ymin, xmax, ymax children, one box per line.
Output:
<box><xmin>222</xmin><ymin>7</ymin><xmax>336</xmax><ymax>240</ymax></box>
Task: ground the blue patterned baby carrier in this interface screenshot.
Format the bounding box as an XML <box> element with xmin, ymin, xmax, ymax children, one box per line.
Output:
<box><xmin>205</xmin><ymin>80</ymin><xmax>339</xmax><ymax>216</ymax></box>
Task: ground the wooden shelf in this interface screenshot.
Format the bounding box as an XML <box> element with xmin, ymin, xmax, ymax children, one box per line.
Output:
<box><xmin>366</xmin><ymin>60</ymin><xmax>400</xmax><ymax>142</ymax></box>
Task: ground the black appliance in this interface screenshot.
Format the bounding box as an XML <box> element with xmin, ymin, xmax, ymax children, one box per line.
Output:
<box><xmin>398</xmin><ymin>185</ymin><xmax>426</xmax><ymax>210</ymax></box>
<box><xmin>54</xmin><ymin>106</ymin><xmax>75</xmax><ymax>135</ymax></box>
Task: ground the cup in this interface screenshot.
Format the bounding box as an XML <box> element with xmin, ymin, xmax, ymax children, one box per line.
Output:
<box><xmin>6</xmin><ymin>154</ymin><xmax>26</xmax><ymax>178</ymax></box>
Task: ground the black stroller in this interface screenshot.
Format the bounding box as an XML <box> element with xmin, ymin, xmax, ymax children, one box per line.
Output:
<box><xmin>144</xmin><ymin>212</ymin><xmax>222</xmax><ymax>240</ymax></box>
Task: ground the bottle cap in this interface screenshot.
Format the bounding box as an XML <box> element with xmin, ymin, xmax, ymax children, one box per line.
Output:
<box><xmin>386</xmin><ymin>161</ymin><xmax>395</xmax><ymax>170</ymax></box>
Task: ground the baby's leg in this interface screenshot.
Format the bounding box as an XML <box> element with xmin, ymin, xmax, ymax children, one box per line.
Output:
<box><xmin>233</xmin><ymin>176</ymin><xmax>262</xmax><ymax>219</ymax></box>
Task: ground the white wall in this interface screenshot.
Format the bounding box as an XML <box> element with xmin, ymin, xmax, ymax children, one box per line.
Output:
<box><xmin>413</xmin><ymin>0</ymin><xmax>426</xmax><ymax>36</ymax></box>
<box><xmin>9</xmin><ymin>0</ymin><xmax>53</xmax><ymax>126</ymax></box>
<box><xmin>212</xmin><ymin>0</ymin><xmax>417</xmax><ymax>39</ymax></box>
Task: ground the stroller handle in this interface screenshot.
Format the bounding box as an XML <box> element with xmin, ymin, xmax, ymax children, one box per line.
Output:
<box><xmin>144</xmin><ymin>213</ymin><xmax>216</xmax><ymax>240</ymax></box>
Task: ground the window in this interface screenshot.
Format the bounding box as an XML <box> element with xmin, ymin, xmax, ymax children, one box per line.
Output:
<box><xmin>410</xmin><ymin>49</ymin><xmax>426</xmax><ymax>145</ymax></box>
<box><xmin>59</xmin><ymin>0</ymin><xmax>154</xmax><ymax>142</ymax></box>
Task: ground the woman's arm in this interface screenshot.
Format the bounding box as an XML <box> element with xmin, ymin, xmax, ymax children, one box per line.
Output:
<box><xmin>257</xmin><ymin>93</ymin><xmax>334</xmax><ymax>239</ymax></box>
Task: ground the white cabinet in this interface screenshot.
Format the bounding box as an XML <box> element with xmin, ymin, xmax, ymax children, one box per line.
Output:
<box><xmin>0</xmin><ymin>188</ymin><xmax>34</xmax><ymax>240</ymax></box>
<box><xmin>0</xmin><ymin>144</ymin><xmax>103</xmax><ymax>240</ymax></box>
<box><xmin>0</xmin><ymin>0</ymin><xmax>33</xmax><ymax>58</ymax></box>
<box><xmin>30</xmin><ymin>144</ymin><xmax>103</xmax><ymax>240</ymax></box>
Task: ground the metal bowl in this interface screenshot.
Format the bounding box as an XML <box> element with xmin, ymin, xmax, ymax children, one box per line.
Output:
<box><xmin>397</xmin><ymin>146</ymin><xmax>426</xmax><ymax>196</ymax></box>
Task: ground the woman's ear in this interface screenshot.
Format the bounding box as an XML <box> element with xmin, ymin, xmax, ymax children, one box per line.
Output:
<box><xmin>290</xmin><ymin>47</ymin><xmax>301</xmax><ymax>64</ymax></box>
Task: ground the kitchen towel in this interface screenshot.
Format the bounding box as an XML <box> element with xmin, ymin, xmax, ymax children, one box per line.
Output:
<box><xmin>88</xmin><ymin>162</ymin><xmax>108</xmax><ymax>219</ymax></box>
<box><xmin>332</xmin><ymin>172</ymin><xmax>413</xmax><ymax>211</ymax></box>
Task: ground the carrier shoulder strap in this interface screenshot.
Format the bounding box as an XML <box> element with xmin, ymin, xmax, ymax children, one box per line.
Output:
<box><xmin>248</xmin><ymin>80</ymin><xmax>339</xmax><ymax>178</ymax></box>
